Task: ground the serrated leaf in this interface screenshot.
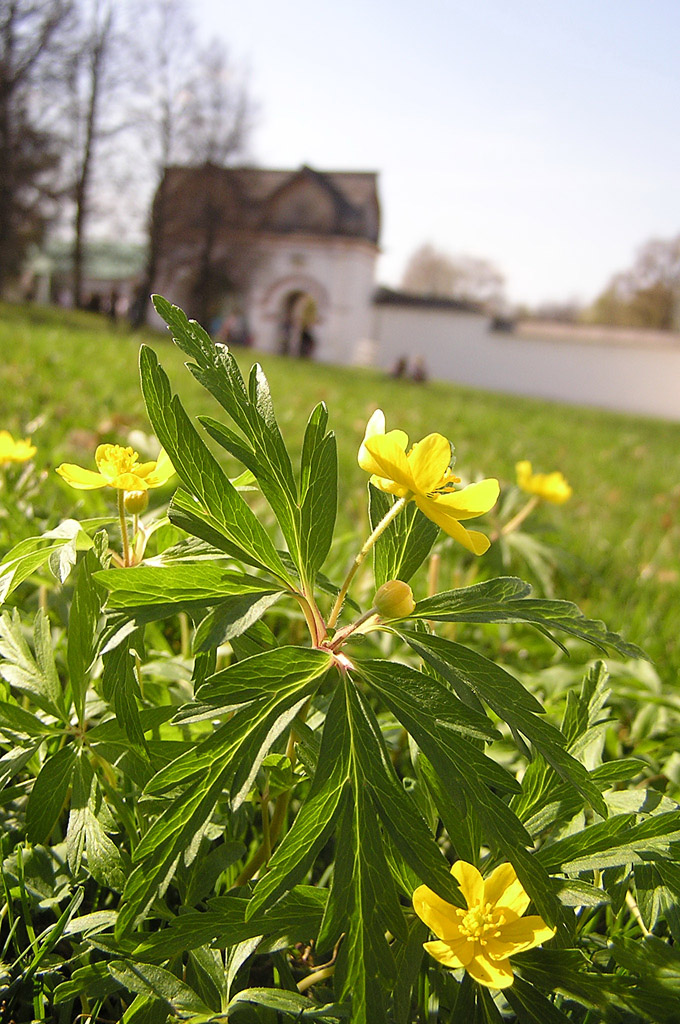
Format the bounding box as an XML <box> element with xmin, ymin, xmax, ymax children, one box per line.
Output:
<box><xmin>139</xmin><ymin>345</ymin><xmax>290</xmax><ymax>582</ymax></box>
<box><xmin>537</xmin><ymin>812</ymin><xmax>680</xmax><ymax>873</ymax></box>
<box><xmin>343</xmin><ymin>676</ymin><xmax>464</xmax><ymax>908</ymax></box>
<box><xmin>67</xmin><ymin>547</ymin><xmax>106</xmax><ymax>723</ymax></box>
<box><xmin>504</xmin><ymin>976</ymin><xmax>573</xmax><ymax>1024</ymax></box>
<box><xmin>26</xmin><ymin>744</ymin><xmax>77</xmax><ymax>843</ymax></box>
<box><xmin>132</xmin><ymin>886</ymin><xmax>327</xmax><ymax>963</ymax></box>
<box><xmin>101</xmin><ymin>635</ymin><xmax>148</xmax><ymax>757</ymax></box>
<box><xmin>300</xmin><ymin>429</ymin><xmax>337</xmax><ymax>578</ymax></box>
<box><xmin>193</xmin><ymin>591</ymin><xmax>281</xmax><ymax>653</ymax></box>
<box><xmin>151</xmin><ymin>298</ymin><xmax>308</xmax><ymax>575</ymax></box>
<box><xmin>67</xmin><ymin>751</ymin><xmax>126</xmax><ymax>889</ymax></box>
<box><xmin>401</xmin><ymin>631</ymin><xmax>608</xmax><ymax>817</ymax></box>
<box><xmin>412</xmin><ymin>577</ymin><xmax>646</xmax><ymax>659</ymax></box>
<box><xmin>108</xmin><ymin>960</ymin><xmax>213</xmax><ymax>1018</ymax></box>
<box><xmin>229</xmin><ymin>987</ymin><xmax>349</xmax><ymax>1019</ymax></box>
<box><xmin>0</xmin><ymin>521</ymin><xmax>93</xmax><ymax>602</ymax></box>
<box><xmin>247</xmin><ymin>685</ymin><xmax>350</xmax><ymax>919</ymax></box>
<box><xmin>0</xmin><ymin>608</ymin><xmax>65</xmax><ymax>719</ymax></box>
<box><xmin>96</xmin><ymin>564</ymin><xmax>282</xmax><ymax>607</ymax></box>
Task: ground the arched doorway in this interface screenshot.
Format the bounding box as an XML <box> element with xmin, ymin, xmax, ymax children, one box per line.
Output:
<box><xmin>278</xmin><ymin>290</ymin><xmax>319</xmax><ymax>357</ymax></box>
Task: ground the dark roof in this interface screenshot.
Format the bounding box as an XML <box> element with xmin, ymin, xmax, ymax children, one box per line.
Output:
<box><xmin>372</xmin><ymin>286</ymin><xmax>484</xmax><ymax>315</ymax></box>
<box><xmin>161</xmin><ymin>163</ymin><xmax>380</xmax><ymax>244</ymax></box>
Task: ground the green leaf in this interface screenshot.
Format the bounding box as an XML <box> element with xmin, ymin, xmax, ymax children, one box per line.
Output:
<box><xmin>412</xmin><ymin>577</ymin><xmax>646</xmax><ymax>659</ymax></box>
<box><xmin>247</xmin><ymin>684</ymin><xmax>350</xmax><ymax>919</ymax></box>
<box><xmin>300</xmin><ymin>429</ymin><xmax>338</xmax><ymax>578</ymax></box>
<box><xmin>0</xmin><ymin>520</ymin><xmax>93</xmax><ymax>602</ymax></box>
<box><xmin>355</xmin><ymin>658</ymin><xmax>563</xmax><ymax>928</ymax></box>
<box><xmin>0</xmin><ymin>740</ymin><xmax>41</xmax><ymax>789</ymax></box>
<box><xmin>608</xmin><ymin>935</ymin><xmax>680</xmax><ymax>1022</ymax></box>
<box><xmin>0</xmin><ymin>608</ymin><xmax>65</xmax><ymax>719</ymax></box>
<box><xmin>504</xmin><ymin>976</ymin><xmax>573</xmax><ymax>1023</ymax></box>
<box><xmin>108</xmin><ymin>961</ymin><xmax>214</xmax><ymax>1019</ymax></box>
<box><xmin>26</xmin><ymin>744</ymin><xmax>77</xmax><ymax>843</ymax></box>
<box><xmin>401</xmin><ymin>631</ymin><xmax>608</xmax><ymax>817</ymax></box>
<box><xmin>67</xmin><ymin>546</ymin><xmax>106</xmax><ymax>722</ymax></box>
<box><xmin>151</xmin><ymin>298</ymin><xmax>307</xmax><ymax>571</ymax></box>
<box><xmin>368</xmin><ymin>484</ymin><xmax>439</xmax><ymax>587</ymax></box>
<box><xmin>67</xmin><ymin>751</ymin><xmax>126</xmax><ymax>890</ymax></box>
<box><xmin>96</xmin><ymin>564</ymin><xmax>282</xmax><ymax>607</ymax></box>
<box><xmin>356</xmin><ymin>659</ymin><xmax>518</xmax><ymax>793</ymax></box>
<box><xmin>101</xmin><ymin>634</ymin><xmax>148</xmax><ymax>756</ymax></box>
<box><xmin>139</xmin><ymin>345</ymin><xmax>290</xmax><ymax>582</ymax></box>
<box><xmin>132</xmin><ymin>886</ymin><xmax>327</xmax><ymax>962</ymax></box>
<box><xmin>228</xmin><ymin>987</ymin><xmax>349</xmax><ymax>1020</ymax></box>
<box><xmin>120</xmin><ymin>652</ymin><xmax>330</xmax><ymax>935</ymax></box>
<box><xmin>193</xmin><ymin>591</ymin><xmax>282</xmax><ymax>653</ymax></box>
<box><xmin>343</xmin><ymin>676</ymin><xmax>464</xmax><ymax>907</ymax></box>
<box><xmin>537</xmin><ymin>812</ymin><xmax>680</xmax><ymax>872</ymax></box>
<box><xmin>192</xmin><ymin>645</ymin><xmax>332</xmax><ymax>719</ymax></box>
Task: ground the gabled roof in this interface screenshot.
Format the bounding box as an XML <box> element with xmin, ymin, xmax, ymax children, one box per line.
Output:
<box><xmin>161</xmin><ymin>163</ymin><xmax>380</xmax><ymax>244</ymax></box>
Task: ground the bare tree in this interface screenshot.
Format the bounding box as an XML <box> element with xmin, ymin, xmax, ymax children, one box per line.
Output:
<box><xmin>127</xmin><ymin>0</ymin><xmax>254</xmax><ymax>325</ymax></box>
<box><xmin>401</xmin><ymin>243</ymin><xmax>505</xmax><ymax>310</ymax></box>
<box><xmin>588</xmin><ymin>234</ymin><xmax>680</xmax><ymax>331</ymax></box>
<box><xmin>59</xmin><ymin>0</ymin><xmax>124</xmax><ymax>307</ymax></box>
<box><xmin>0</xmin><ymin>0</ymin><xmax>73</xmax><ymax>295</ymax></box>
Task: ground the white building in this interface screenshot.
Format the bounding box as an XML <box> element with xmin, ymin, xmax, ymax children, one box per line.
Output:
<box><xmin>149</xmin><ymin>163</ymin><xmax>380</xmax><ymax>363</ymax></box>
<box><xmin>150</xmin><ymin>163</ymin><xmax>680</xmax><ymax>421</ymax></box>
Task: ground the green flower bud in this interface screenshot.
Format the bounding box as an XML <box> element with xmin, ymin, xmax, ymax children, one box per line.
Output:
<box><xmin>374</xmin><ymin>579</ymin><xmax>415</xmax><ymax>619</ymax></box>
<box><xmin>124</xmin><ymin>490</ymin><xmax>149</xmax><ymax>514</ymax></box>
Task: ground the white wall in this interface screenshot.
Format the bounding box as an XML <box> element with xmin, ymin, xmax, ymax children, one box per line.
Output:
<box><xmin>247</xmin><ymin>235</ymin><xmax>377</xmax><ymax>363</ymax></box>
<box><xmin>372</xmin><ymin>305</ymin><xmax>680</xmax><ymax>421</ymax></box>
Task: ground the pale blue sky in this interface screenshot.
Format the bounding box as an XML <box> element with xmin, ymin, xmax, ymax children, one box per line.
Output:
<box><xmin>193</xmin><ymin>0</ymin><xmax>680</xmax><ymax>305</ymax></box>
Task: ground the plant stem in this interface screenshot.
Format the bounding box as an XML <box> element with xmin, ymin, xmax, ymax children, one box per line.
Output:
<box><xmin>328</xmin><ymin>496</ymin><xmax>409</xmax><ymax>628</ymax></box>
<box><xmin>625</xmin><ymin>889</ymin><xmax>650</xmax><ymax>936</ymax></box>
<box><xmin>117</xmin><ymin>489</ymin><xmax>131</xmax><ymax>567</ymax></box>
<box><xmin>297</xmin><ymin>965</ymin><xmax>335</xmax><ymax>993</ymax></box>
<box><xmin>498</xmin><ymin>495</ymin><xmax>540</xmax><ymax>537</ymax></box>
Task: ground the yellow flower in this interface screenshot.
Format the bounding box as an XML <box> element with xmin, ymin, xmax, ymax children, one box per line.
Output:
<box><xmin>56</xmin><ymin>443</ymin><xmax>175</xmax><ymax>492</ymax></box>
<box><xmin>0</xmin><ymin>431</ymin><xmax>36</xmax><ymax>465</ymax></box>
<box><xmin>413</xmin><ymin>860</ymin><xmax>556</xmax><ymax>989</ymax></box>
<box><xmin>358</xmin><ymin>410</ymin><xmax>499</xmax><ymax>555</ymax></box>
<box><xmin>516</xmin><ymin>460</ymin><xmax>572</xmax><ymax>504</ymax></box>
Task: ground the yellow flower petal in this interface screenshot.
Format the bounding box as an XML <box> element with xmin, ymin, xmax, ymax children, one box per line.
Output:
<box><xmin>423</xmin><ymin>938</ymin><xmax>475</xmax><ymax>969</ymax></box>
<box><xmin>451</xmin><ymin>860</ymin><xmax>484</xmax><ymax>907</ymax></box>
<box><xmin>465</xmin><ymin>953</ymin><xmax>515</xmax><ymax>989</ymax></box>
<box><xmin>112</xmin><ymin>472</ymin><xmax>151</xmax><ymax>491</ymax></box>
<box><xmin>516</xmin><ymin>460</ymin><xmax>572</xmax><ymax>504</ymax></box>
<box><xmin>364</xmin><ymin>433</ymin><xmax>413</xmax><ymax>491</ymax></box>
<box><xmin>492</xmin><ymin>916</ymin><xmax>557</xmax><ymax>957</ymax></box>
<box><xmin>483</xmin><ymin>863</ymin><xmax>530</xmax><ymax>917</ymax></box>
<box><xmin>358</xmin><ymin>409</ymin><xmax>386</xmax><ymax>471</ymax></box>
<box><xmin>407</xmin><ymin>433</ymin><xmax>452</xmax><ymax>494</ymax></box>
<box><xmin>434</xmin><ymin>478</ymin><xmax>500</xmax><ymax>518</ymax></box>
<box><xmin>370</xmin><ymin>474</ymin><xmax>408</xmax><ymax>496</ymax></box>
<box><xmin>415</xmin><ymin>497</ymin><xmax>491</xmax><ymax>554</ymax></box>
<box><xmin>145</xmin><ymin>448</ymin><xmax>175</xmax><ymax>486</ymax></box>
<box><xmin>0</xmin><ymin>431</ymin><xmax>37</xmax><ymax>464</ymax></box>
<box><xmin>55</xmin><ymin>464</ymin><xmax>108</xmax><ymax>489</ymax></box>
<box><xmin>413</xmin><ymin>885</ymin><xmax>463</xmax><ymax>941</ymax></box>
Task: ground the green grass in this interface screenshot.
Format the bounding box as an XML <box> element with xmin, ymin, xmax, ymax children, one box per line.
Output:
<box><xmin>2</xmin><ymin>299</ymin><xmax>679</xmax><ymax>683</ymax></box>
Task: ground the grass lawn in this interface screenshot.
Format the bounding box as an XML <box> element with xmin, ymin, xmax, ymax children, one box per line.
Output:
<box><xmin>2</xmin><ymin>300</ymin><xmax>679</xmax><ymax>684</ymax></box>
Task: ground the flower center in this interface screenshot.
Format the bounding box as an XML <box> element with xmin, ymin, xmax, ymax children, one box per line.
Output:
<box><xmin>456</xmin><ymin>902</ymin><xmax>505</xmax><ymax>946</ymax></box>
<box><xmin>100</xmin><ymin>445</ymin><xmax>140</xmax><ymax>477</ymax></box>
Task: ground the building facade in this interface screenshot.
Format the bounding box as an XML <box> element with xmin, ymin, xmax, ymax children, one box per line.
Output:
<box><xmin>149</xmin><ymin>163</ymin><xmax>380</xmax><ymax>363</ymax></box>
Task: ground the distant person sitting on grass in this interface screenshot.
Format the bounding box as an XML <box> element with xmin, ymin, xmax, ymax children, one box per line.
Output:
<box><xmin>411</xmin><ymin>356</ymin><xmax>428</xmax><ymax>383</ymax></box>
